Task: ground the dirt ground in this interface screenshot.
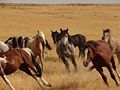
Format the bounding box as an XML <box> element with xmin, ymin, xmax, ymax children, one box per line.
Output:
<box><xmin>0</xmin><ymin>3</ymin><xmax>120</xmax><ymax>90</ymax></box>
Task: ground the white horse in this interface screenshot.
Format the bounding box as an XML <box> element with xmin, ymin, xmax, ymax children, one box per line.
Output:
<box><xmin>102</xmin><ymin>28</ymin><xmax>120</xmax><ymax>65</ymax></box>
<box><xmin>0</xmin><ymin>41</ymin><xmax>9</xmax><ymax>52</ymax></box>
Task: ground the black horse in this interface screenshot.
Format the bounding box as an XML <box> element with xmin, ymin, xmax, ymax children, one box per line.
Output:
<box><xmin>51</xmin><ymin>28</ymin><xmax>86</xmax><ymax>60</ymax></box>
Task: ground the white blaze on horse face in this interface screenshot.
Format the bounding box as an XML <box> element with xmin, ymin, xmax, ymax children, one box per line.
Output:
<box><xmin>61</xmin><ymin>35</ymin><xmax>68</xmax><ymax>45</ymax></box>
<box><xmin>39</xmin><ymin>32</ymin><xmax>46</xmax><ymax>45</ymax></box>
<box><xmin>104</xmin><ymin>33</ymin><xmax>110</xmax><ymax>42</ymax></box>
<box><xmin>83</xmin><ymin>48</ymin><xmax>88</xmax><ymax>67</ymax></box>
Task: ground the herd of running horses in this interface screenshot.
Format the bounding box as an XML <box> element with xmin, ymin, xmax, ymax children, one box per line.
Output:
<box><xmin>0</xmin><ymin>28</ymin><xmax>120</xmax><ymax>89</ymax></box>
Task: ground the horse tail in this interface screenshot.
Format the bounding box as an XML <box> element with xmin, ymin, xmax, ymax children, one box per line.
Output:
<box><xmin>31</xmin><ymin>54</ymin><xmax>42</xmax><ymax>77</ymax></box>
<box><xmin>44</xmin><ymin>39</ymin><xmax>52</xmax><ymax>50</ymax></box>
<box><xmin>18</xmin><ymin>36</ymin><xmax>23</xmax><ymax>48</ymax></box>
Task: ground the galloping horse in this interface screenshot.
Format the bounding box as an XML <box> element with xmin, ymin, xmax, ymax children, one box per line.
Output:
<box><xmin>83</xmin><ymin>40</ymin><xmax>120</xmax><ymax>87</ymax></box>
<box><xmin>5</xmin><ymin>31</ymin><xmax>52</xmax><ymax>70</ymax></box>
<box><xmin>26</xmin><ymin>31</ymin><xmax>47</xmax><ymax>70</ymax></box>
<box><xmin>51</xmin><ymin>28</ymin><xmax>86</xmax><ymax>60</ymax></box>
<box><xmin>0</xmin><ymin>41</ymin><xmax>9</xmax><ymax>52</ymax></box>
<box><xmin>60</xmin><ymin>28</ymin><xmax>86</xmax><ymax>59</ymax></box>
<box><xmin>56</xmin><ymin>29</ymin><xmax>77</xmax><ymax>72</ymax></box>
<box><xmin>102</xmin><ymin>28</ymin><xmax>120</xmax><ymax>65</ymax></box>
<box><xmin>0</xmin><ymin>48</ymin><xmax>51</xmax><ymax>90</ymax></box>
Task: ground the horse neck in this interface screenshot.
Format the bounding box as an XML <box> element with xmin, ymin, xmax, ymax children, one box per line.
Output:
<box><xmin>108</xmin><ymin>35</ymin><xmax>116</xmax><ymax>52</ymax></box>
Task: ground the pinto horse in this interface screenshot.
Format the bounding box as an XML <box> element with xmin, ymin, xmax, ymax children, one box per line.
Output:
<box><xmin>0</xmin><ymin>48</ymin><xmax>51</xmax><ymax>90</ymax></box>
<box><xmin>60</xmin><ymin>28</ymin><xmax>86</xmax><ymax>59</ymax></box>
<box><xmin>83</xmin><ymin>40</ymin><xmax>120</xmax><ymax>87</ymax></box>
<box><xmin>26</xmin><ymin>31</ymin><xmax>48</xmax><ymax>70</ymax></box>
<box><xmin>102</xmin><ymin>28</ymin><xmax>120</xmax><ymax>65</ymax></box>
<box><xmin>51</xmin><ymin>28</ymin><xmax>86</xmax><ymax>60</ymax></box>
<box><xmin>5</xmin><ymin>31</ymin><xmax>52</xmax><ymax>70</ymax></box>
<box><xmin>55</xmin><ymin>29</ymin><xmax>77</xmax><ymax>72</ymax></box>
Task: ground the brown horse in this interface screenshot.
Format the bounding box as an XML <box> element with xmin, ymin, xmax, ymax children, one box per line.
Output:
<box><xmin>83</xmin><ymin>40</ymin><xmax>120</xmax><ymax>87</ymax></box>
<box><xmin>26</xmin><ymin>31</ymin><xmax>46</xmax><ymax>70</ymax></box>
<box><xmin>0</xmin><ymin>48</ymin><xmax>51</xmax><ymax>90</ymax></box>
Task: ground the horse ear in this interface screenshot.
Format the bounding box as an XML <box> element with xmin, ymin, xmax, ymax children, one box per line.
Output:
<box><xmin>60</xmin><ymin>28</ymin><xmax>62</xmax><ymax>32</ymax></box>
<box><xmin>66</xmin><ymin>28</ymin><xmax>68</xmax><ymax>31</ymax></box>
<box><xmin>37</xmin><ymin>30</ymin><xmax>39</xmax><ymax>34</ymax></box>
<box><xmin>51</xmin><ymin>30</ymin><xmax>53</xmax><ymax>33</ymax></box>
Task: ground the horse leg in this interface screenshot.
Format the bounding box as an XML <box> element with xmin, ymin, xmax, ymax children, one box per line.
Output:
<box><xmin>0</xmin><ymin>66</ymin><xmax>15</xmax><ymax>90</ymax></box>
<box><xmin>77</xmin><ymin>48</ymin><xmax>81</xmax><ymax>60</ymax></box>
<box><xmin>19</xmin><ymin>64</ymin><xmax>51</xmax><ymax>87</ymax></box>
<box><xmin>96</xmin><ymin>67</ymin><xmax>109</xmax><ymax>87</ymax></box>
<box><xmin>38</xmin><ymin>52</ymin><xmax>44</xmax><ymax>71</ymax></box>
<box><xmin>61</xmin><ymin>57</ymin><xmax>70</xmax><ymax>73</ymax></box>
<box><xmin>111</xmin><ymin>56</ymin><xmax>120</xmax><ymax>79</ymax></box>
<box><xmin>70</xmin><ymin>56</ymin><xmax>77</xmax><ymax>72</ymax></box>
<box><xmin>107</xmin><ymin>63</ymin><xmax>119</xmax><ymax>86</ymax></box>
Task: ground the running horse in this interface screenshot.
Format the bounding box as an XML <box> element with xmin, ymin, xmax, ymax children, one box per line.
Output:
<box><xmin>5</xmin><ymin>31</ymin><xmax>52</xmax><ymax>70</ymax></box>
<box><xmin>0</xmin><ymin>48</ymin><xmax>51</xmax><ymax>90</ymax></box>
<box><xmin>51</xmin><ymin>28</ymin><xmax>86</xmax><ymax>60</ymax></box>
<box><xmin>83</xmin><ymin>40</ymin><xmax>120</xmax><ymax>87</ymax></box>
<box><xmin>56</xmin><ymin>29</ymin><xmax>77</xmax><ymax>72</ymax></box>
<box><xmin>102</xmin><ymin>28</ymin><xmax>120</xmax><ymax>65</ymax></box>
<box><xmin>26</xmin><ymin>31</ymin><xmax>47</xmax><ymax>70</ymax></box>
<box><xmin>60</xmin><ymin>28</ymin><xmax>86</xmax><ymax>59</ymax></box>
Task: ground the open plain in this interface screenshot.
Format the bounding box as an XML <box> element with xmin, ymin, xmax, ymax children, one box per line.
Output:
<box><xmin>0</xmin><ymin>3</ymin><xmax>120</xmax><ymax>90</ymax></box>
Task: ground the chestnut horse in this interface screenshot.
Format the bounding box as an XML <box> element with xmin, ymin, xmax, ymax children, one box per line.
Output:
<box><xmin>83</xmin><ymin>40</ymin><xmax>120</xmax><ymax>87</ymax></box>
<box><xmin>0</xmin><ymin>48</ymin><xmax>51</xmax><ymax>90</ymax></box>
<box><xmin>26</xmin><ymin>31</ymin><xmax>47</xmax><ymax>70</ymax></box>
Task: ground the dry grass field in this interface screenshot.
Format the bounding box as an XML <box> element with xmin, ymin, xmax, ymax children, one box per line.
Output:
<box><xmin>0</xmin><ymin>3</ymin><xmax>120</xmax><ymax>90</ymax></box>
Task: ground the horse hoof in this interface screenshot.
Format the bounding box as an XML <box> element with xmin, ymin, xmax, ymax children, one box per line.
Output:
<box><xmin>116</xmin><ymin>83</ymin><xmax>120</xmax><ymax>87</ymax></box>
<box><xmin>47</xmin><ymin>83</ymin><xmax>52</xmax><ymax>87</ymax></box>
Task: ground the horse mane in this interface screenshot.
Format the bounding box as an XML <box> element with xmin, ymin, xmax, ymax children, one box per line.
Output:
<box><xmin>86</xmin><ymin>40</ymin><xmax>99</xmax><ymax>48</ymax></box>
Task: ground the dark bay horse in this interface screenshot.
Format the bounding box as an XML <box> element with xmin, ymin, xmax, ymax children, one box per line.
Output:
<box><xmin>51</xmin><ymin>28</ymin><xmax>86</xmax><ymax>60</ymax></box>
<box><xmin>83</xmin><ymin>40</ymin><xmax>120</xmax><ymax>87</ymax></box>
<box><xmin>56</xmin><ymin>29</ymin><xmax>77</xmax><ymax>72</ymax></box>
<box><xmin>102</xmin><ymin>28</ymin><xmax>120</xmax><ymax>65</ymax></box>
<box><xmin>0</xmin><ymin>48</ymin><xmax>51</xmax><ymax>90</ymax></box>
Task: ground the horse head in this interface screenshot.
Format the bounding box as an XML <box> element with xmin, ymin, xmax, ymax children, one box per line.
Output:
<box><xmin>37</xmin><ymin>30</ymin><xmax>46</xmax><ymax>45</ymax></box>
<box><xmin>59</xmin><ymin>28</ymin><xmax>71</xmax><ymax>45</ymax></box>
<box><xmin>102</xmin><ymin>28</ymin><xmax>111</xmax><ymax>42</ymax></box>
<box><xmin>51</xmin><ymin>30</ymin><xmax>60</xmax><ymax>44</ymax></box>
<box><xmin>83</xmin><ymin>41</ymin><xmax>99</xmax><ymax>67</ymax></box>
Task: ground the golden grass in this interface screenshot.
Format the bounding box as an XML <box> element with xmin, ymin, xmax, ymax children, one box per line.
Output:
<box><xmin>0</xmin><ymin>3</ymin><xmax>120</xmax><ymax>90</ymax></box>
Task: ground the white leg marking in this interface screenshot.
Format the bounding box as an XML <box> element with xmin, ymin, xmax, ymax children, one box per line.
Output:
<box><xmin>3</xmin><ymin>75</ymin><xmax>16</xmax><ymax>90</ymax></box>
<box><xmin>83</xmin><ymin>48</ymin><xmax>88</xmax><ymax>67</ymax></box>
<box><xmin>41</xmin><ymin>76</ymin><xmax>51</xmax><ymax>87</ymax></box>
